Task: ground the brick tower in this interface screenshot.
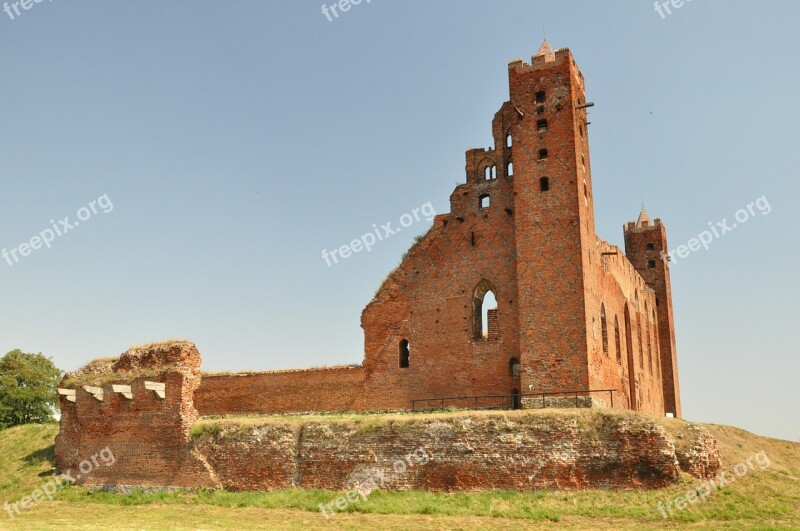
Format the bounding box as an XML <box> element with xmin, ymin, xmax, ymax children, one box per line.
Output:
<box><xmin>503</xmin><ymin>42</ymin><xmax>598</xmax><ymax>398</ymax></box>
<box><xmin>624</xmin><ymin>209</ymin><xmax>681</xmax><ymax>417</ymax></box>
<box><xmin>357</xmin><ymin>40</ymin><xmax>678</xmax><ymax>417</ymax></box>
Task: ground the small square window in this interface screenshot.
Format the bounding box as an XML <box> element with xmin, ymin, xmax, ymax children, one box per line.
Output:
<box><xmin>537</xmin><ymin>119</ymin><xmax>548</xmax><ymax>132</ymax></box>
<box><xmin>647</xmin><ymin>243</ymin><xmax>655</xmax><ymax>251</ymax></box>
<box><xmin>535</xmin><ymin>91</ymin><xmax>546</xmax><ymax>103</ymax></box>
<box><xmin>480</xmin><ymin>195</ymin><xmax>490</xmax><ymax>209</ymax></box>
<box><xmin>648</xmin><ymin>260</ymin><xmax>656</xmax><ymax>269</ymax></box>
<box><xmin>538</xmin><ymin>148</ymin><xmax>548</xmax><ymax>160</ymax></box>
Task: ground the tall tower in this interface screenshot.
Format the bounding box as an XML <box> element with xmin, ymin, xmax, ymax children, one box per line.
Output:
<box><xmin>507</xmin><ymin>42</ymin><xmax>597</xmax><ymax>397</ymax></box>
<box><xmin>624</xmin><ymin>209</ymin><xmax>681</xmax><ymax>418</ymax></box>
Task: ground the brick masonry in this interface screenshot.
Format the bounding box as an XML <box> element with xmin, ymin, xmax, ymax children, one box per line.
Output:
<box><xmin>55</xmin><ymin>343</ymin><xmax>715</xmax><ymax>492</ymax></box>
<box><xmin>55</xmin><ymin>343</ymin><xmax>718</xmax><ymax>491</ymax></box>
<box><xmin>181</xmin><ymin>46</ymin><xmax>681</xmax><ymax>417</ymax></box>
<box><xmin>188</xmin><ymin>43</ymin><xmax>681</xmax><ymax>419</ymax></box>
<box><xmin>56</xmin><ymin>42</ymin><xmax>691</xmax><ymax>491</ymax></box>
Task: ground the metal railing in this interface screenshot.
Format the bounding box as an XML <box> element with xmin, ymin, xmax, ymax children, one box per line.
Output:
<box><xmin>411</xmin><ymin>388</ymin><xmax>617</xmax><ymax>412</ymax></box>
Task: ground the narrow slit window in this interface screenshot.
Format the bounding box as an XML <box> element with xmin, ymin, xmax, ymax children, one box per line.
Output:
<box><xmin>507</xmin><ymin>162</ymin><xmax>514</xmax><ymax>176</ymax></box>
<box><xmin>506</xmin><ymin>135</ymin><xmax>512</xmax><ymax>148</ymax></box>
<box><xmin>540</xmin><ymin>177</ymin><xmax>550</xmax><ymax>192</ymax></box>
<box><xmin>601</xmin><ymin>305</ymin><xmax>609</xmax><ymax>357</ymax></box>
<box><xmin>399</xmin><ymin>339</ymin><xmax>410</xmax><ymax>368</ymax></box>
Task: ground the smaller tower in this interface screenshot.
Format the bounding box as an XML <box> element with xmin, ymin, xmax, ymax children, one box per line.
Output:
<box><xmin>624</xmin><ymin>208</ymin><xmax>681</xmax><ymax>418</ymax></box>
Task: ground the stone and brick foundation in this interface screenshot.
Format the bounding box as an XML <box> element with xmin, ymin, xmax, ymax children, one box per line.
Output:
<box><xmin>56</xmin><ymin>341</ymin><xmax>718</xmax><ymax>492</ymax></box>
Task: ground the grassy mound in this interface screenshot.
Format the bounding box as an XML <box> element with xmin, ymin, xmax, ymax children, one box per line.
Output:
<box><xmin>1</xmin><ymin>412</ymin><xmax>797</xmax><ymax>530</ymax></box>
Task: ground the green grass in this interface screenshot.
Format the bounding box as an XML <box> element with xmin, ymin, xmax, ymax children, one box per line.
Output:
<box><xmin>1</xmin><ymin>416</ymin><xmax>798</xmax><ymax>530</ymax></box>
<box><xmin>0</xmin><ymin>423</ymin><xmax>59</xmax><ymax>503</ymax></box>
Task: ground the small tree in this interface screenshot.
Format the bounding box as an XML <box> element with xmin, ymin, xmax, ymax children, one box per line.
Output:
<box><xmin>0</xmin><ymin>350</ymin><xmax>62</xmax><ymax>429</ymax></box>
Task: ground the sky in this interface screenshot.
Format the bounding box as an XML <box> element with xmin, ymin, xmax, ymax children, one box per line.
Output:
<box><xmin>1</xmin><ymin>1</ymin><xmax>797</xmax><ymax>442</ymax></box>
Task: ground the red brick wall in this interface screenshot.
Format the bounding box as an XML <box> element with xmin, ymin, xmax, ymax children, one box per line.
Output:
<box><xmin>195</xmin><ymin>367</ymin><xmax>366</xmax><ymax>416</ymax></box>
<box><xmin>55</xmin><ymin>343</ymin><xmax>213</xmax><ymax>488</ymax></box>
<box><xmin>584</xmin><ymin>239</ymin><xmax>666</xmax><ymax>416</ymax></box>
<box><xmin>56</xmin><ymin>347</ymin><xmax>702</xmax><ymax>492</ymax></box>
<box><xmin>190</xmin><ymin>410</ymin><xmax>719</xmax><ymax>492</ymax></box>
<box><xmin>360</xmin><ymin>199</ymin><xmax>521</xmax><ymax>409</ymax></box>
<box><xmin>625</xmin><ymin>220</ymin><xmax>682</xmax><ymax>417</ymax></box>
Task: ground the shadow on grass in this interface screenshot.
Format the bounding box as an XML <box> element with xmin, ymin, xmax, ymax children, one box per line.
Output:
<box><xmin>24</xmin><ymin>444</ymin><xmax>56</xmax><ymax>476</ymax></box>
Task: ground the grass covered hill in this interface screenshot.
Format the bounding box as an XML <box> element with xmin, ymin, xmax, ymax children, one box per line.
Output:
<box><xmin>0</xmin><ymin>411</ymin><xmax>798</xmax><ymax>530</ymax></box>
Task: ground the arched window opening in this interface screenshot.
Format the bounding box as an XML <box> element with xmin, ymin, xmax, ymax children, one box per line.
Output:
<box><xmin>506</xmin><ymin>134</ymin><xmax>512</xmax><ymax>148</ymax></box>
<box><xmin>473</xmin><ymin>281</ymin><xmax>498</xmax><ymax>340</ymax></box>
<box><xmin>507</xmin><ymin>162</ymin><xmax>514</xmax><ymax>176</ymax></box>
<box><xmin>624</xmin><ymin>304</ymin><xmax>637</xmax><ymax>410</ymax></box>
<box><xmin>601</xmin><ymin>305</ymin><xmax>609</xmax><ymax>357</ymax></box>
<box><xmin>509</xmin><ymin>357</ymin><xmax>520</xmax><ymax>378</ymax></box>
<box><xmin>399</xmin><ymin>339</ymin><xmax>410</xmax><ymax>368</ymax></box>
<box><xmin>637</xmin><ymin>314</ymin><xmax>644</xmax><ymax>369</ymax></box>
<box><xmin>484</xmin><ymin>165</ymin><xmax>497</xmax><ymax>180</ymax></box>
<box><xmin>614</xmin><ymin>316</ymin><xmax>622</xmax><ymax>363</ymax></box>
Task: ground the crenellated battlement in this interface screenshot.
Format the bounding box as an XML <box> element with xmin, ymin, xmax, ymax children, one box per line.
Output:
<box><xmin>55</xmin><ymin>341</ymin><xmax>212</xmax><ymax>489</ymax></box>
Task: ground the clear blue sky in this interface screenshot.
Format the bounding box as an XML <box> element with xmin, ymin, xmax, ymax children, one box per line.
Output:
<box><xmin>1</xmin><ymin>1</ymin><xmax>797</xmax><ymax>441</ymax></box>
